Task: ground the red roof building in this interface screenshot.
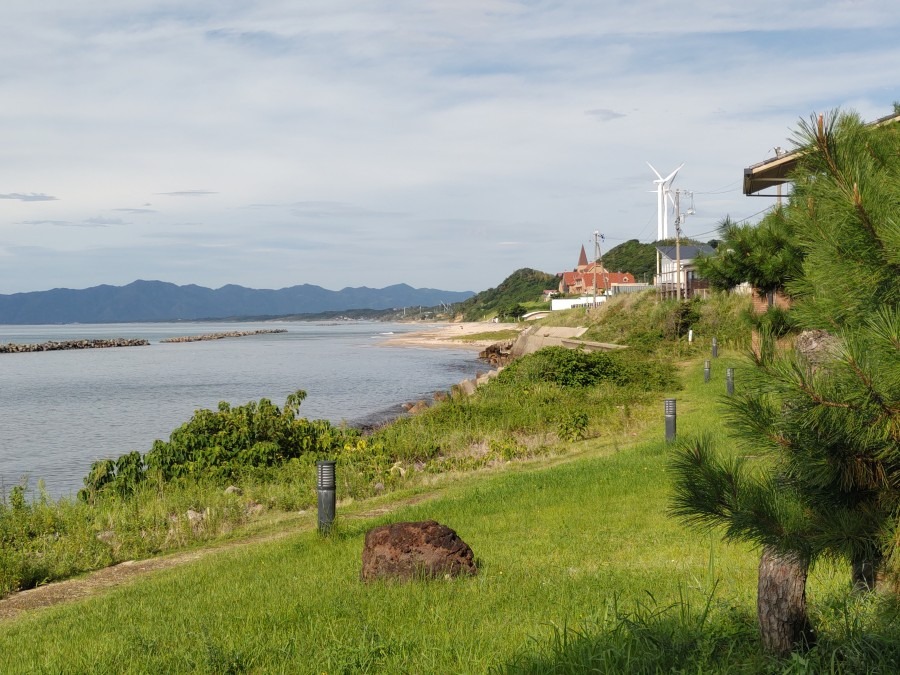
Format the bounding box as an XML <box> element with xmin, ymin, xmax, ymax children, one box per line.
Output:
<box><xmin>558</xmin><ymin>246</ymin><xmax>634</xmax><ymax>295</ymax></box>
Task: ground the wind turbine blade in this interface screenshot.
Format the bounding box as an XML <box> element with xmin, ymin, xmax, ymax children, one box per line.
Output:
<box><xmin>663</xmin><ymin>163</ymin><xmax>685</xmax><ymax>184</ymax></box>
<box><xmin>647</xmin><ymin>162</ymin><xmax>663</xmax><ymax>180</ymax></box>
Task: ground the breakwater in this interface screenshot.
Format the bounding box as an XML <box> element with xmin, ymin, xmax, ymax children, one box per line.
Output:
<box><xmin>0</xmin><ymin>338</ymin><xmax>149</xmax><ymax>354</ymax></box>
<box><xmin>160</xmin><ymin>329</ymin><xmax>288</xmax><ymax>343</ymax></box>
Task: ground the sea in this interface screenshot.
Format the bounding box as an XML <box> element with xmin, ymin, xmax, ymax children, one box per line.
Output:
<box><xmin>0</xmin><ymin>321</ymin><xmax>480</xmax><ymax>499</ymax></box>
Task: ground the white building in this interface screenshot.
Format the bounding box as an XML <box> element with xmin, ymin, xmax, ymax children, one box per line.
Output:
<box><xmin>654</xmin><ymin>244</ymin><xmax>714</xmax><ymax>299</ymax></box>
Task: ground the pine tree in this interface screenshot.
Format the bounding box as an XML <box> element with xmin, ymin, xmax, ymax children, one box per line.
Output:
<box><xmin>695</xmin><ymin>210</ymin><xmax>804</xmax><ymax>306</ymax></box>
<box><xmin>669</xmin><ymin>110</ymin><xmax>900</xmax><ymax>656</ymax></box>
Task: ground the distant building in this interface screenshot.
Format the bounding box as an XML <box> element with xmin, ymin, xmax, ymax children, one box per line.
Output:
<box><xmin>551</xmin><ymin>295</ymin><xmax>606</xmax><ymax>311</ymax></box>
<box><xmin>558</xmin><ymin>245</ymin><xmax>635</xmax><ymax>296</ymax></box>
<box><xmin>654</xmin><ymin>244</ymin><xmax>714</xmax><ymax>299</ymax></box>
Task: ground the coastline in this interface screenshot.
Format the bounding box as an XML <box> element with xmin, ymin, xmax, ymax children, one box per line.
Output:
<box><xmin>380</xmin><ymin>321</ymin><xmax>522</xmax><ymax>350</ymax></box>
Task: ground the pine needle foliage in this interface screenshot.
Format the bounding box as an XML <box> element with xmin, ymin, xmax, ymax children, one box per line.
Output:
<box><xmin>670</xmin><ymin>110</ymin><xmax>900</xmax><ymax>583</ymax></box>
<box><xmin>695</xmin><ymin>210</ymin><xmax>805</xmax><ymax>299</ymax></box>
<box><xmin>786</xmin><ymin>111</ymin><xmax>900</xmax><ymax>330</ymax></box>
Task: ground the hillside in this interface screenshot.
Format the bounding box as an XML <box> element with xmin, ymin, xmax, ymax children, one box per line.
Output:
<box><xmin>0</xmin><ymin>280</ymin><xmax>475</xmax><ymax>324</ymax></box>
<box><xmin>455</xmin><ymin>268</ymin><xmax>556</xmax><ymax>321</ymax></box>
<box><xmin>602</xmin><ymin>238</ymin><xmax>714</xmax><ymax>282</ymax></box>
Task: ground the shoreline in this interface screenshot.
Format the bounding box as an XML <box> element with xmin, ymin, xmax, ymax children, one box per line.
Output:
<box><xmin>380</xmin><ymin>321</ymin><xmax>522</xmax><ymax>350</ymax></box>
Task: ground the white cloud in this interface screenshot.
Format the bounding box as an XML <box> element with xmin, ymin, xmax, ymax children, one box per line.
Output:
<box><xmin>0</xmin><ymin>1</ymin><xmax>897</xmax><ymax>294</ymax></box>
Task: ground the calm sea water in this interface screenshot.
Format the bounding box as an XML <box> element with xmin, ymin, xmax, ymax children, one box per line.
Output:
<box><xmin>0</xmin><ymin>322</ymin><xmax>479</xmax><ymax>498</ymax></box>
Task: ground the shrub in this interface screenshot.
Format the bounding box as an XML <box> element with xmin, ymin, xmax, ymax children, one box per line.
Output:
<box><xmin>496</xmin><ymin>347</ymin><xmax>676</xmax><ymax>391</ymax></box>
<box><xmin>80</xmin><ymin>391</ymin><xmax>360</xmax><ymax>501</ymax></box>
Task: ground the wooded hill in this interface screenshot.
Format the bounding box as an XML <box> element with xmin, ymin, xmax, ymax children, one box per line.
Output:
<box><xmin>455</xmin><ymin>268</ymin><xmax>556</xmax><ymax>321</ymax></box>
<box><xmin>601</xmin><ymin>238</ymin><xmax>715</xmax><ymax>282</ymax></box>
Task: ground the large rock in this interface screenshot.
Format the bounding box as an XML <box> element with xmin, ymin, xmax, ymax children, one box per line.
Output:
<box><xmin>361</xmin><ymin>520</ymin><xmax>478</xmax><ymax>582</ymax></box>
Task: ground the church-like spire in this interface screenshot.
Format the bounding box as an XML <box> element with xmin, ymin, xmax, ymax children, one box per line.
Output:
<box><xmin>577</xmin><ymin>245</ymin><xmax>588</xmax><ymax>269</ymax></box>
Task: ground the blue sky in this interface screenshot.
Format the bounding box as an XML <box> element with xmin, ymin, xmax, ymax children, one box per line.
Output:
<box><xmin>1</xmin><ymin>1</ymin><xmax>897</xmax><ymax>294</ymax></box>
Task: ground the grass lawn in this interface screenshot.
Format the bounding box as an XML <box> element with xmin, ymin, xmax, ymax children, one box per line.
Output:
<box><xmin>0</xmin><ymin>354</ymin><xmax>892</xmax><ymax>673</ymax></box>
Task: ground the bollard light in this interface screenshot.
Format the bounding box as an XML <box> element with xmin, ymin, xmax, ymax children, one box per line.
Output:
<box><xmin>316</xmin><ymin>460</ymin><xmax>336</xmax><ymax>534</ymax></box>
<box><xmin>703</xmin><ymin>359</ymin><xmax>711</xmax><ymax>383</ymax></box>
<box><xmin>711</xmin><ymin>337</ymin><xmax>718</xmax><ymax>358</ymax></box>
<box><xmin>726</xmin><ymin>368</ymin><xmax>735</xmax><ymax>396</ymax></box>
<box><xmin>664</xmin><ymin>399</ymin><xmax>676</xmax><ymax>443</ymax></box>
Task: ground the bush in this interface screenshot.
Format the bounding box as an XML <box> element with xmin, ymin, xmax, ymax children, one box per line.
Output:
<box><xmin>745</xmin><ymin>305</ymin><xmax>796</xmax><ymax>339</ymax></box>
<box><xmin>496</xmin><ymin>347</ymin><xmax>676</xmax><ymax>391</ymax></box>
<box><xmin>80</xmin><ymin>391</ymin><xmax>360</xmax><ymax>501</ymax></box>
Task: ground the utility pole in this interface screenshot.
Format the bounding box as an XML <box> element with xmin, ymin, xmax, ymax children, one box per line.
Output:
<box><xmin>774</xmin><ymin>146</ymin><xmax>785</xmax><ymax>209</ymax></box>
<box><xmin>592</xmin><ymin>231</ymin><xmax>606</xmax><ymax>307</ymax></box>
<box><xmin>675</xmin><ymin>190</ymin><xmax>682</xmax><ymax>301</ymax></box>
<box><xmin>597</xmin><ymin>231</ymin><xmax>607</xmax><ymax>296</ymax></box>
<box><xmin>673</xmin><ymin>189</ymin><xmax>695</xmax><ymax>301</ymax></box>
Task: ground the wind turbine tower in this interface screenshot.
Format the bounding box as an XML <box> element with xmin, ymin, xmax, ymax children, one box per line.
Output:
<box><xmin>647</xmin><ymin>163</ymin><xmax>683</xmax><ymax>240</ymax></box>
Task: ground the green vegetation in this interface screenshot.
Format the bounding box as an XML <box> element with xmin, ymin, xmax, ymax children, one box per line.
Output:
<box><xmin>598</xmin><ymin>238</ymin><xmax>657</xmax><ymax>280</ymax></box>
<box><xmin>4</xmin><ymin>357</ymin><xmax>900</xmax><ymax>672</ymax></box>
<box><xmin>80</xmin><ymin>391</ymin><xmax>357</xmax><ymax>501</ymax></box>
<box><xmin>455</xmin><ymin>268</ymin><xmax>556</xmax><ymax>321</ymax></box>
<box><xmin>497</xmin><ymin>346</ymin><xmax>675</xmax><ymax>390</ymax></box>
<box><xmin>572</xmin><ymin>290</ymin><xmax>752</xmax><ymax>356</ymax></box>
<box><xmin>670</xmin><ymin>110</ymin><xmax>900</xmax><ymax>654</ymax></box>
<box><xmin>695</xmin><ymin>211</ymin><xmax>804</xmax><ymax>303</ymax></box>
<box><xmin>1</xmin><ymin>325</ymin><xmax>676</xmax><ymax>599</ymax></box>
<box><xmin>2</xmin><ymin>232</ymin><xmax>897</xmax><ymax>670</ymax></box>
<box><xmin>601</xmin><ymin>238</ymin><xmax>711</xmax><ymax>283</ymax></box>
<box><xmin>454</xmin><ymin>329</ymin><xmax>522</xmax><ymax>343</ymax></box>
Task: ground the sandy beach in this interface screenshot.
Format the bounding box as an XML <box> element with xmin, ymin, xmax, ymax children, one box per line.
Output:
<box><xmin>380</xmin><ymin>322</ymin><xmax>522</xmax><ymax>350</ymax></box>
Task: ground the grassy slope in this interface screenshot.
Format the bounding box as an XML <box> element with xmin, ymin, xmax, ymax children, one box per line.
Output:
<box><xmin>1</xmin><ymin>354</ymin><xmax>864</xmax><ymax>673</ymax></box>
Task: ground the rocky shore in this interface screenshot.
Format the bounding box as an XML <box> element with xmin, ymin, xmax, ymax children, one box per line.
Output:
<box><xmin>0</xmin><ymin>338</ymin><xmax>149</xmax><ymax>354</ymax></box>
<box><xmin>160</xmin><ymin>329</ymin><xmax>288</xmax><ymax>343</ymax></box>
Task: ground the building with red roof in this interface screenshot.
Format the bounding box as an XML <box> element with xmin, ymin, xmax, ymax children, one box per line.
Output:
<box><xmin>558</xmin><ymin>245</ymin><xmax>634</xmax><ymax>296</ymax></box>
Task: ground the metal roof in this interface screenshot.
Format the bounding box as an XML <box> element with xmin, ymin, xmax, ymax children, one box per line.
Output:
<box><xmin>656</xmin><ymin>244</ymin><xmax>714</xmax><ymax>261</ymax></box>
<box><xmin>742</xmin><ymin>111</ymin><xmax>900</xmax><ymax>197</ymax></box>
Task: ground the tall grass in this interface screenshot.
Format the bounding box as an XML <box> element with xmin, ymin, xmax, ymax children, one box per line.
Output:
<box><xmin>576</xmin><ymin>290</ymin><xmax>752</xmax><ymax>356</ymax></box>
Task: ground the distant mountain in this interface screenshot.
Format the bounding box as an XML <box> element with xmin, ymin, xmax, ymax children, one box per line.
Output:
<box><xmin>0</xmin><ymin>280</ymin><xmax>475</xmax><ymax>324</ymax></box>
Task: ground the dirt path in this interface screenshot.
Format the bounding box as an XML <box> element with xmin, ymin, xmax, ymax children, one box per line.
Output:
<box><xmin>0</xmin><ymin>493</ymin><xmax>436</xmax><ymax>623</ymax></box>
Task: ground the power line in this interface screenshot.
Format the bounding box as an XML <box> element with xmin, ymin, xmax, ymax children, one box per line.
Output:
<box><xmin>692</xmin><ymin>181</ymin><xmax>741</xmax><ymax>195</ymax></box>
<box><xmin>682</xmin><ymin>204</ymin><xmax>776</xmax><ymax>241</ymax></box>
<box><xmin>733</xmin><ymin>205</ymin><xmax>775</xmax><ymax>224</ymax></box>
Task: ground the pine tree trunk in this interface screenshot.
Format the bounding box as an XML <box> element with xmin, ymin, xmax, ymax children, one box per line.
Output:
<box><xmin>757</xmin><ymin>546</ymin><xmax>816</xmax><ymax>656</ymax></box>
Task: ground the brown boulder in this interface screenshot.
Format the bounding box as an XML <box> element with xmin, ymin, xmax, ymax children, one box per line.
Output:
<box><xmin>407</xmin><ymin>400</ymin><xmax>429</xmax><ymax>415</ymax></box>
<box><xmin>361</xmin><ymin>520</ymin><xmax>477</xmax><ymax>582</ymax></box>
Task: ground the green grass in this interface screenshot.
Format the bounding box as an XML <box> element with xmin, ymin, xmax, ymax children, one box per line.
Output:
<box><xmin>5</xmin><ymin>353</ymin><xmax>897</xmax><ymax>673</ymax></box>
<box><xmin>1</xmin><ymin>423</ymin><xmax>754</xmax><ymax>672</ymax></box>
<box><xmin>454</xmin><ymin>329</ymin><xmax>522</xmax><ymax>343</ymax></box>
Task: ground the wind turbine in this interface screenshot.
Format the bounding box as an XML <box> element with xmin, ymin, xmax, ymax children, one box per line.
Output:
<box><xmin>647</xmin><ymin>163</ymin><xmax>683</xmax><ymax>240</ymax></box>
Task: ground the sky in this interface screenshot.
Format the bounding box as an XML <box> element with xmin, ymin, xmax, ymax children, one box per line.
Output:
<box><xmin>1</xmin><ymin>1</ymin><xmax>897</xmax><ymax>295</ymax></box>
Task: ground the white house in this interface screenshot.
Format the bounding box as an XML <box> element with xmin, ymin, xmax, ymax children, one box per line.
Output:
<box><xmin>654</xmin><ymin>244</ymin><xmax>714</xmax><ymax>298</ymax></box>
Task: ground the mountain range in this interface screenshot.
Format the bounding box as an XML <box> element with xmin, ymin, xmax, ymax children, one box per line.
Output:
<box><xmin>0</xmin><ymin>280</ymin><xmax>475</xmax><ymax>324</ymax></box>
